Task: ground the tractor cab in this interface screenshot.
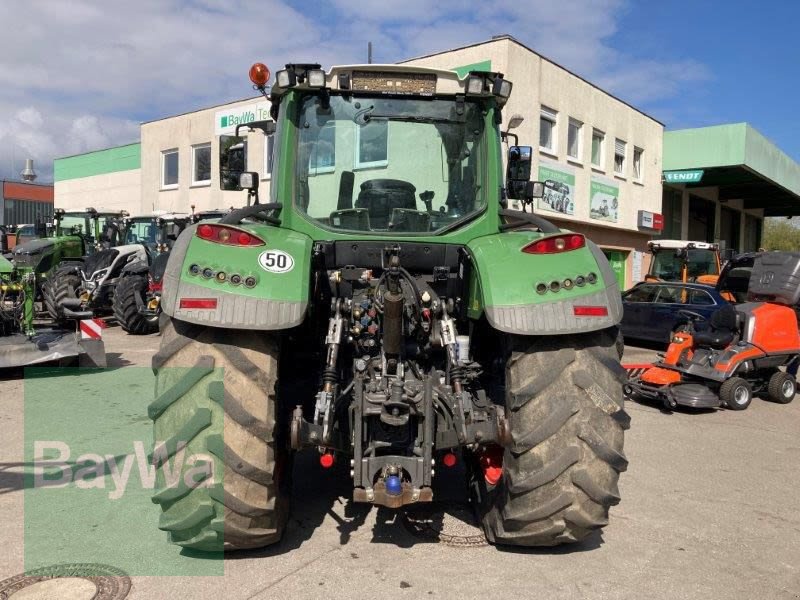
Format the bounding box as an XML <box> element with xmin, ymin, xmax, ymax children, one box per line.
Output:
<box><xmin>646</xmin><ymin>240</ymin><xmax>722</xmax><ymax>285</ymax></box>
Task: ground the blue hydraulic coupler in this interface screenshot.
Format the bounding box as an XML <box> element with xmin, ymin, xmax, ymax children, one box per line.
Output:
<box><xmin>385</xmin><ymin>475</ymin><xmax>402</xmax><ymax>496</ymax></box>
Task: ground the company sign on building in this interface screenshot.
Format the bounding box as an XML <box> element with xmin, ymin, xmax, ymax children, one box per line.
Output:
<box><xmin>214</xmin><ymin>101</ymin><xmax>271</xmax><ymax>135</ymax></box>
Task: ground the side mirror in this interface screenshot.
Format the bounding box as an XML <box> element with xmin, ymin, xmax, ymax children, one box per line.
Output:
<box><xmin>507</xmin><ymin>145</ymin><xmax>532</xmax><ymax>180</ymax></box>
<box><xmin>219</xmin><ymin>135</ymin><xmax>248</xmax><ymax>191</ymax></box>
<box><xmin>506</xmin><ymin>145</ymin><xmax>533</xmax><ymax>200</ymax></box>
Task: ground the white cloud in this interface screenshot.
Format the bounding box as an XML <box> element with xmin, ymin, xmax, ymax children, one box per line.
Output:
<box><xmin>0</xmin><ymin>0</ymin><xmax>708</xmax><ymax>181</ymax></box>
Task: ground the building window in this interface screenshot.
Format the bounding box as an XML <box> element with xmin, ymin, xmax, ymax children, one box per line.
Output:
<box><xmin>591</xmin><ymin>129</ymin><xmax>604</xmax><ymax>168</ymax></box>
<box><xmin>162</xmin><ymin>149</ymin><xmax>179</xmax><ymax>189</ymax></box>
<box><xmin>355</xmin><ymin>120</ymin><xmax>389</xmax><ymax>169</ymax></box>
<box><xmin>633</xmin><ymin>146</ymin><xmax>643</xmax><ymax>181</ymax></box>
<box><xmin>614</xmin><ymin>139</ymin><xmax>626</xmax><ymax>175</ymax></box>
<box><xmin>262</xmin><ymin>133</ymin><xmax>275</xmax><ymax>179</ymax></box>
<box><xmin>539</xmin><ymin>106</ymin><xmax>557</xmax><ymax>153</ymax></box>
<box><xmin>309</xmin><ymin>122</ymin><xmax>335</xmax><ymax>174</ymax></box>
<box><xmin>567</xmin><ymin>118</ymin><xmax>582</xmax><ymax>160</ymax></box>
<box><xmin>192</xmin><ymin>143</ymin><xmax>211</xmax><ymax>185</ymax></box>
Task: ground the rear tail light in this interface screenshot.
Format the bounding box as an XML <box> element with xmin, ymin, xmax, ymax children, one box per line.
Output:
<box><xmin>147</xmin><ymin>276</ymin><xmax>163</xmax><ymax>293</ymax></box>
<box><xmin>573</xmin><ymin>306</ymin><xmax>608</xmax><ymax>317</ymax></box>
<box><xmin>180</xmin><ymin>298</ymin><xmax>218</xmax><ymax>309</ymax></box>
<box><xmin>522</xmin><ymin>234</ymin><xmax>585</xmax><ymax>254</ymax></box>
<box><xmin>196</xmin><ymin>224</ymin><xmax>265</xmax><ymax>246</ymax></box>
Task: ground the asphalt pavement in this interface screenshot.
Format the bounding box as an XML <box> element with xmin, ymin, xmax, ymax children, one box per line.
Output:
<box><xmin>1</xmin><ymin>326</ymin><xmax>799</xmax><ymax>600</ymax></box>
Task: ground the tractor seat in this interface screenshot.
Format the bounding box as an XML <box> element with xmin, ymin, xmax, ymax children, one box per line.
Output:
<box><xmin>692</xmin><ymin>304</ymin><xmax>738</xmax><ymax>350</ymax></box>
<box><xmin>355</xmin><ymin>179</ymin><xmax>417</xmax><ymax>229</ymax></box>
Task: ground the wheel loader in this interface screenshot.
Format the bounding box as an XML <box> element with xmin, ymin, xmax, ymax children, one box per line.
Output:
<box><xmin>150</xmin><ymin>62</ymin><xmax>628</xmax><ymax>551</ymax></box>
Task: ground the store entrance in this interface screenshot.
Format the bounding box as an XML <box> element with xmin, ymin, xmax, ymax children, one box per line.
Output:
<box><xmin>602</xmin><ymin>249</ymin><xmax>629</xmax><ymax>290</ymax></box>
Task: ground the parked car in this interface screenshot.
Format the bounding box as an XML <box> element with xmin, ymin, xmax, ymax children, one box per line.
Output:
<box><xmin>620</xmin><ymin>281</ymin><xmax>728</xmax><ymax>345</ymax></box>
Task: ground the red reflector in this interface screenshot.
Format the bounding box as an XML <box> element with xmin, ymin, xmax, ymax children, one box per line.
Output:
<box><xmin>320</xmin><ymin>453</ymin><xmax>334</xmax><ymax>468</ymax></box>
<box><xmin>573</xmin><ymin>306</ymin><xmax>609</xmax><ymax>317</ymax></box>
<box><xmin>179</xmin><ymin>298</ymin><xmax>218</xmax><ymax>309</ymax></box>
<box><xmin>442</xmin><ymin>453</ymin><xmax>457</xmax><ymax>468</ymax></box>
<box><xmin>479</xmin><ymin>445</ymin><xmax>504</xmax><ymax>486</ymax></box>
<box><xmin>196</xmin><ymin>224</ymin><xmax>265</xmax><ymax>246</ymax></box>
<box><xmin>148</xmin><ymin>280</ymin><xmax>163</xmax><ymax>293</ymax></box>
<box><xmin>522</xmin><ymin>233</ymin><xmax>585</xmax><ymax>254</ymax></box>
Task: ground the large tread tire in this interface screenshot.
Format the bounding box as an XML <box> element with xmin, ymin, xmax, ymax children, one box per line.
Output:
<box><xmin>113</xmin><ymin>274</ymin><xmax>159</xmax><ymax>335</ymax></box>
<box><xmin>482</xmin><ymin>327</ymin><xmax>629</xmax><ymax>547</ymax></box>
<box><xmin>43</xmin><ymin>271</ymin><xmax>80</xmax><ymax>322</ymax></box>
<box><xmin>150</xmin><ymin>317</ymin><xmax>289</xmax><ymax>551</ymax></box>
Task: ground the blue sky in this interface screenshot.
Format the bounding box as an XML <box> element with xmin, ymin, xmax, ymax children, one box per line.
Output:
<box><xmin>0</xmin><ymin>0</ymin><xmax>797</xmax><ymax>183</ymax></box>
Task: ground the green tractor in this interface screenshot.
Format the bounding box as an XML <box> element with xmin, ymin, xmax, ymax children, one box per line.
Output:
<box><xmin>13</xmin><ymin>208</ymin><xmax>124</xmax><ymax>291</ymax></box>
<box><xmin>0</xmin><ymin>254</ymin><xmax>35</xmax><ymax>338</ymax></box>
<box><xmin>151</xmin><ymin>63</ymin><xmax>628</xmax><ymax>551</ymax></box>
<box><xmin>40</xmin><ymin>209</ymin><xmax>126</xmax><ymax>319</ymax></box>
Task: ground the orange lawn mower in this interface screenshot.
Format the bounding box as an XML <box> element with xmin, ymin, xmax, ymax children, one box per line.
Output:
<box><xmin>625</xmin><ymin>252</ymin><xmax>800</xmax><ymax>411</ymax></box>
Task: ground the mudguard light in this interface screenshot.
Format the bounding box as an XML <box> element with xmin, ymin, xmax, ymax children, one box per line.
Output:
<box><xmin>522</xmin><ymin>234</ymin><xmax>585</xmax><ymax>254</ymax></box>
<box><xmin>196</xmin><ymin>224</ymin><xmax>265</xmax><ymax>246</ymax></box>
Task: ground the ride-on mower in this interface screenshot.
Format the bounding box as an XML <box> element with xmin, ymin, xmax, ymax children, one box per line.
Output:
<box><xmin>626</xmin><ymin>252</ymin><xmax>800</xmax><ymax>411</ymax></box>
<box><xmin>150</xmin><ymin>62</ymin><xmax>628</xmax><ymax>551</ymax></box>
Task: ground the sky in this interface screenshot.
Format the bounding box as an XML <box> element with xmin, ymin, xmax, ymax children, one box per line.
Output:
<box><xmin>0</xmin><ymin>0</ymin><xmax>798</xmax><ymax>183</ymax></box>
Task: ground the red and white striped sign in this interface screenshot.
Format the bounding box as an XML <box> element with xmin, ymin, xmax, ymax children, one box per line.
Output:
<box><xmin>80</xmin><ymin>318</ymin><xmax>105</xmax><ymax>340</ymax></box>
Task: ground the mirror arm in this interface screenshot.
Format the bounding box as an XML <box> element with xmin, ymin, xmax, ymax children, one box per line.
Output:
<box><xmin>235</xmin><ymin>120</ymin><xmax>276</xmax><ymax>136</ymax></box>
<box><xmin>501</xmin><ymin>131</ymin><xmax>519</xmax><ymax>146</ymax></box>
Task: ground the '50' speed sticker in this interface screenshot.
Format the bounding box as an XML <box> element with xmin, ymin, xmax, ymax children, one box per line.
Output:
<box><xmin>258</xmin><ymin>250</ymin><xmax>295</xmax><ymax>273</ymax></box>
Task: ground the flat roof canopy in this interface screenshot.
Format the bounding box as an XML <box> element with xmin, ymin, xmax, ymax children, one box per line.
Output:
<box><xmin>663</xmin><ymin>123</ymin><xmax>800</xmax><ymax>216</ymax></box>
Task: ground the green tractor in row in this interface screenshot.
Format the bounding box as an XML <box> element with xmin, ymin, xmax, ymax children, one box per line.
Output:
<box><xmin>0</xmin><ymin>208</ymin><xmax>120</xmax><ymax>368</ymax></box>
<box><xmin>11</xmin><ymin>208</ymin><xmax>125</xmax><ymax>291</ymax></box>
<box><xmin>150</xmin><ymin>62</ymin><xmax>628</xmax><ymax>551</ymax></box>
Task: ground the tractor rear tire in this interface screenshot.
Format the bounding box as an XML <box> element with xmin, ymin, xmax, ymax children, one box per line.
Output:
<box><xmin>767</xmin><ymin>371</ymin><xmax>796</xmax><ymax>404</ymax></box>
<box><xmin>481</xmin><ymin>327</ymin><xmax>629</xmax><ymax>547</ymax></box>
<box><xmin>43</xmin><ymin>272</ymin><xmax>80</xmax><ymax>322</ymax></box>
<box><xmin>149</xmin><ymin>317</ymin><xmax>289</xmax><ymax>551</ymax></box>
<box><xmin>113</xmin><ymin>274</ymin><xmax>159</xmax><ymax>335</ymax></box>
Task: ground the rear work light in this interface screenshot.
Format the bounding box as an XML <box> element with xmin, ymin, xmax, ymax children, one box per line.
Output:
<box><xmin>522</xmin><ymin>234</ymin><xmax>585</xmax><ymax>254</ymax></box>
<box><xmin>196</xmin><ymin>224</ymin><xmax>265</xmax><ymax>247</ymax></box>
<box><xmin>573</xmin><ymin>306</ymin><xmax>608</xmax><ymax>317</ymax></box>
<box><xmin>180</xmin><ymin>298</ymin><xmax>218</xmax><ymax>310</ymax></box>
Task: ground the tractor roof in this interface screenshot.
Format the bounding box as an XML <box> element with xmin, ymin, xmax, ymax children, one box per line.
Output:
<box><xmin>269</xmin><ymin>63</ymin><xmax>512</xmax><ymax>106</ymax></box>
<box><xmin>648</xmin><ymin>240</ymin><xmax>718</xmax><ymax>251</ymax></box>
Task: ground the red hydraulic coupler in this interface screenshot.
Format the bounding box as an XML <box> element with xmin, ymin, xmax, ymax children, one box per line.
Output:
<box><xmin>479</xmin><ymin>445</ymin><xmax>504</xmax><ymax>486</ymax></box>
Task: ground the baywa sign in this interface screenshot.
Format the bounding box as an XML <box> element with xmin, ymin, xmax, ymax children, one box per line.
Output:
<box><xmin>215</xmin><ymin>101</ymin><xmax>271</xmax><ymax>135</ymax></box>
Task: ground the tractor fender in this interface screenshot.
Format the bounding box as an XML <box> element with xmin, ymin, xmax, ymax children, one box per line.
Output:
<box><xmin>160</xmin><ymin>223</ymin><xmax>311</xmax><ymax>330</ymax></box>
<box><xmin>467</xmin><ymin>232</ymin><xmax>622</xmax><ymax>335</ymax></box>
<box><xmin>52</xmin><ymin>260</ymin><xmax>84</xmax><ymax>277</ymax></box>
<box><xmin>121</xmin><ymin>260</ymin><xmax>150</xmax><ymax>276</ymax></box>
